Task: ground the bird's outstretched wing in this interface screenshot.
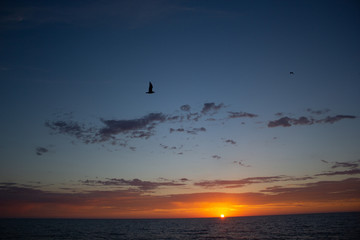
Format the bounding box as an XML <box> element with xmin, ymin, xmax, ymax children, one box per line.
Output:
<box><xmin>149</xmin><ymin>82</ymin><xmax>153</xmax><ymax>92</ymax></box>
<box><xmin>146</xmin><ymin>81</ymin><xmax>154</xmax><ymax>94</ymax></box>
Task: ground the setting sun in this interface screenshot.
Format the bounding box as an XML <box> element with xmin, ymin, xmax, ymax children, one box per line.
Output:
<box><xmin>220</xmin><ymin>214</ymin><xmax>225</xmax><ymax>218</ymax></box>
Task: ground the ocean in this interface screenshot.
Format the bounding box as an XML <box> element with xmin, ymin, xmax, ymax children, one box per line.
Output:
<box><xmin>1</xmin><ymin>212</ymin><xmax>359</xmax><ymax>240</ymax></box>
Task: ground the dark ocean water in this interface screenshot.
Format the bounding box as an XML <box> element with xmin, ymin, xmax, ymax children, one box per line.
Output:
<box><xmin>1</xmin><ymin>212</ymin><xmax>359</xmax><ymax>240</ymax></box>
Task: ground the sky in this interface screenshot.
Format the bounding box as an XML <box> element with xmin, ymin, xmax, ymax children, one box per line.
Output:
<box><xmin>0</xmin><ymin>0</ymin><xmax>360</xmax><ymax>219</ymax></box>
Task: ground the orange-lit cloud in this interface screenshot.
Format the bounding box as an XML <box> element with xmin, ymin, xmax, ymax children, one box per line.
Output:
<box><xmin>1</xmin><ymin>178</ymin><xmax>359</xmax><ymax>218</ymax></box>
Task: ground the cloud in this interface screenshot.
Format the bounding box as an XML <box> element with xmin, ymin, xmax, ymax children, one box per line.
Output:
<box><xmin>259</xmin><ymin>178</ymin><xmax>360</xmax><ymax>203</ymax></box>
<box><xmin>46</xmin><ymin>102</ymin><xmax>226</xmax><ymax>147</ymax></box>
<box><xmin>306</xmin><ymin>108</ymin><xmax>330</xmax><ymax>115</ymax></box>
<box><xmin>315</xmin><ymin>169</ymin><xmax>360</xmax><ymax>177</ymax></box>
<box><xmin>80</xmin><ymin>178</ymin><xmax>186</xmax><ymax>191</ymax></box>
<box><xmin>46</xmin><ymin>104</ymin><xmax>357</xmax><ymax>150</ymax></box>
<box><xmin>320</xmin><ymin>159</ymin><xmax>360</xmax><ymax>171</ymax></box>
<box><xmin>317</xmin><ymin>159</ymin><xmax>360</xmax><ymax>176</ymax></box>
<box><xmin>160</xmin><ymin>144</ymin><xmax>169</xmax><ymax>149</ymax></box>
<box><xmin>225</xmin><ymin>139</ymin><xmax>236</xmax><ymax>145</ymax></box>
<box><xmin>228</xmin><ymin>111</ymin><xmax>258</xmax><ymax>119</ymax></box>
<box><xmin>233</xmin><ymin>161</ymin><xmax>251</xmax><ymax>167</ymax></box>
<box><xmin>46</xmin><ymin>113</ymin><xmax>167</xmax><ymax>145</ymax></box>
<box><xmin>0</xmin><ymin>184</ymin><xmax>146</xmax><ymax>218</ymax></box>
<box><xmin>194</xmin><ymin>175</ymin><xmax>316</xmax><ymax>189</ymax></box>
<box><xmin>180</xmin><ymin>104</ymin><xmax>191</xmax><ymax>112</ymax></box>
<box><xmin>160</xmin><ymin>144</ymin><xmax>178</xmax><ymax>150</ymax></box>
<box><xmin>316</xmin><ymin>115</ymin><xmax>357</xmax><ymax>124</ymax></box>
<box><xmin>35</xmin><ymin>147</ymin><xmax>48</xmax><ymax>156</ymax></box>
<box><xmin>186</xmin><ymin>127</ymin><xmax>206</xmax><ymax>134</ymax></box>
<box><xmin>331</xmin><ymin>160</ymin><xmax>360</xmax><ymax>169</ymax></box>
<box><xmin>169</xmin><ymin>128</ymin><xmax>185</xmax><ymax>133</ymax></box>
<box><xmin>201</xmin><ymin>102</ymin><xmax>224</xmax><ymax>115</ymax></box>
<box><xmin>100</xmin><ymin>113</ymin><xmax>167</xmax><ymax>140</ymax></box>
<box><xmin>170</xmin><ymin>127</ymin><xmax>206</xmax><ymax>135</ymax></box>
<box><xmin>268</xmin><ymin>117</ymin><xmax>293</xmax><ymax>128</ymax></box>
<box><xmin>268</xmin><ymin>114</ymin><xmax>356</xmax><ymax>128</ymax></box>
<box><xmin>194</xmin><ymin>176</ymin><xmax>287</xmax><ymax>188</ymax></box>
<box><xmin>292</xmin><ymin>116</ymin><xmax>313</xmax><ymax>125</ymax></box>
<box><xmin>45</xmin><ymin>120</ymin><xmax>96</xmax><ymax>143</ymax></box>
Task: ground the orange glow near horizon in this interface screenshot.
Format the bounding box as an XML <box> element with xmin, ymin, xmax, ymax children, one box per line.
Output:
<box><xmin>1</xmin><ymin>188</ymin><xmax>360</xmax><ymax>219</ymax></box>
<box><xmin>3</xmin><ymin>200</ymin><xmax>360</xmax><ymax>219</ymax></box>
<box><xmin>1</xmin><ymin>201</ymin><xmax>360</xmax><ymax>219</ymax></box>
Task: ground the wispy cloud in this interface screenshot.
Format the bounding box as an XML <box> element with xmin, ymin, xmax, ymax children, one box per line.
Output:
<box><xmin>80</xmin><ymin>178</ymin><xmax>186</xmax><ymax>191</ymax></box>
<box><xmin>160</xmin><ymin>144</ymin><xmax>178</xmax><ymax>150</ymax></box>
<box><xmin>321</xmin><ymin>159</ymin><xmax>329</xmax><ymax>164</ymax></box>
<box><xmin>194</xmin><ymin>176</ymin><xmax>288</xmax><ymax>188</ymax></box>
<box><xmin>45</xmin><ymin>120</ymin><xmax>96</xmax><ymax>143</ymax></box>
<box><xmin>315</xmin><ymin>159</ymin><xmax>360</xmax><ymax>176</ymax></box>
<box><xmin>306</xmin><ymin>108</ymin><xmax>330</xmax><ymax>115</ymax></box>
<box><xmin>233</xmin><ymin>161</ymin><xmax>251</xmax><ymax>167</ymax></box>
<box><xmin>212</xmin><ymin>155</ymin><xmax>221</xmax><ymax>160</ymax></box>
<box><xmin>316</xmin><ymin>115</ymin><xmax>357</xmax><ymax>124</ymax></box>
<box><xmin>194</xmin><ymin>175</ymin><xmax>316</xmax><ymax>189</ymax></box>
<box><xmin>331</xmin><ymin>160</ymin><xmax>360</xmax><ymax>169</ymax></box>
<box><xmin>99</xmin><ymin>113</ymin><xmax>167</xmax><ymax>140</ymax></box>
<box><xmin>228</xmin><ymin>111</ymin><xmax>258</xmax><ymax>119</ymax></box>
<box><xmin>201</xmin><ymin>102</ymin><xmax>225</xmax><ymax>115</ymax></box>
<box><xmin>318</xmin><ymin>159</ymin><xmax>360</xmax><ymax>176</ymax></box>
<box><xmin>46</xmin><ymin>113</ymin><xmax>167</xmax><ymax>146</ymax></box>
<box><xmin>186</xmin><ymin>127</ymin><xmax>206</xmax><ymax>135</ymax></box>
<box><xmin>224</xmin><ymin>139</ymin><xmax>236</xmax><ymax>145</ymax></box>
<box><xmin>35</xmin><ymin>147</ymin><xmax>48</xmax><ymax>156</ymax></box>
<box><xmin>180</xmin><ymin>104</ymin><xmax>191</xmax><ymax>112</ymax></box>
<box><xmin>169</xmin><ymin>128</ymin><xmax>185</xmax><ymax>133</ymax></box>
<box><xmin>315</xmin><ymin>169</ymin><xmax>360</xmax><ymax>177</ymax></box>
<box><xmin>45</xmin><ymin>104</ymin><xmax>357</xmax><ymax>150</ymax></box>
<box><xmin>259</xmin><ymin>178</ymin><xmax>360</xmax><ymax>202</ymax></box>
<box><xmin>46</xmin><ymin>102</ymin><xmax>225</xmax><ymax>147</ymax></box>
<box><xmin>169</xmin><ymin>127</ymin><xmax>206</xmax><ymax>134</ymax></box>
<box><xmin>268</xmin><ymin>116</ymin><xmax>313</xmax><ymax>127</ymax></box>
<box><xmin>268</xmin><ymin>114</ymin><xmax>356</xmax><ymax>128</ymax></box>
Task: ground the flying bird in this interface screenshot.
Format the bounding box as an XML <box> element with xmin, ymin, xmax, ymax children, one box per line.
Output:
<box><xmin>290</xmin><ymin>72</ymin><xmax>294</xmax><ymax>75</ymax></box>
<box><xmin>146</xmin><ymin>82</ymin><xmax>155</xmax><ymax>94</ymax></box>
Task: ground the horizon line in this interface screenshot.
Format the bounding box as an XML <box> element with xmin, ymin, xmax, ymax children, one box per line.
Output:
<box><xmin>2</xmin><ymin>211</ymin><xmax>358</xmax><ymax>221</ymax></box>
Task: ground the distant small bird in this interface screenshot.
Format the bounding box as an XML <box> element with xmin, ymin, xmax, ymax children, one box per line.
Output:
<box><xmin>290</xmin><ymin>72</ymin><xmax>294</xmax><ymax>75</ymax></box>
<box><xmin>146</xmin><ymin>81</ymin><xmax>155</xmax><ymax>94</ymax></box>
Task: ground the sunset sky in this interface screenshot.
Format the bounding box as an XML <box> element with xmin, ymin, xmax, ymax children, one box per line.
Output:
<box><xmin>1</xmin><ymin>0</ymin><xmax>360</xmax><ymax>219</ymax></box>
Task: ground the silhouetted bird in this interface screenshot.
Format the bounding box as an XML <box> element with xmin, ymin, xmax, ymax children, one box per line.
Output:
<box><xmin>146</xmin><ymin>81</ymin><xmax>155</xmax><ymax>94</ymax></box>
<box><xmin>290</xmin><ymin>72</ymin><xmax>294</xmax><ymax>75</ymax></box>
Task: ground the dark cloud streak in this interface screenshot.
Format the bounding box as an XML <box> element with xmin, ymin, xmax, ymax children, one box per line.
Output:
<box><xmin>268</xmin><ymin>114</ymin><xmax>356</xmax><ymax>128</ymax></box>
<box><xmin>316</xmin><ymin>115</ymin><xmax>357</xmax><ymax>124</ymax></box>
<box><xmin>225</xmin><ymin>139</ymin><xmax>236</xmax><ymax>145</ymax></box>
<box><xmin>201</xmin><ymin>102</ymin><xmax>224</xmax><ymax>115</ymax></box>
<box><xmin>80</xmin><ymin>178</ymin><xmax>186</xmax><ymax>191</ymax></box>
<box><xmin>228</xmin><ymin>111</ymin><xmax>258</xmax><ymax>119</ymax></box>
<box><xmin>36</xmin><ymin>147</ymin><xmax>48</xmax><ymax>156</ymax></box>
<box><xmin>100</xmin><ymin>113</ymin><xmax>167</xmax><ymax>140</ymax></box>
<box><xmin>315</xmin><ymin>169</ymin><xmax>360</xmax><ymax>176</ymax></box>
